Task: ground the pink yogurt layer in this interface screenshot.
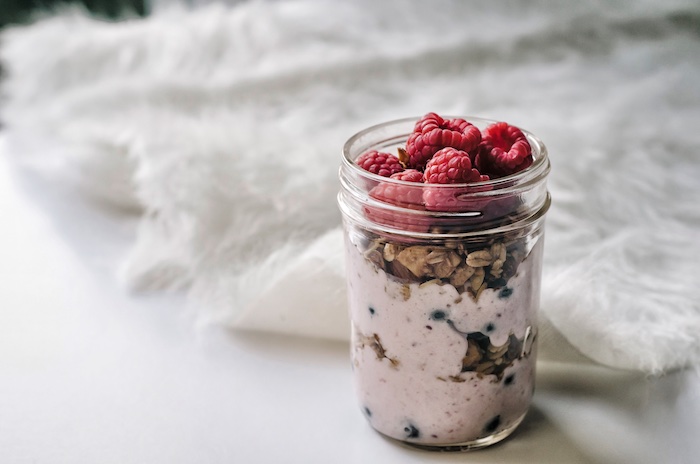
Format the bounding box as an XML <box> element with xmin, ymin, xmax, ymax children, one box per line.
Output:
<box><xmin>346</xmin><ymin>238</ymin><xmax>543</xmax><ymax>445</ymax></box>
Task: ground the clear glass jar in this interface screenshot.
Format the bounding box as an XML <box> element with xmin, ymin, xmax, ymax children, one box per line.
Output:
<box><xmin>337</xmin><ymin>116</ymin><xmax>551</xmax><ymax>451</ymax></box>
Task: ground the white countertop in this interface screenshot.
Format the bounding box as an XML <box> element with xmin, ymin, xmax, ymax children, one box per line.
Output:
<box><xmin>1</xmin><ymin>144</ymin><xmax>698</xmax><ymax>464</ymax></box>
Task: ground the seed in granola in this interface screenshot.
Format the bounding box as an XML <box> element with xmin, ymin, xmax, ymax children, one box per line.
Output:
<box><xmin>419</xmin><ymin>279</ymin><xmax>442</xmax><ymax>288</ymax></box>
<box><xmin>501</xmin><ymin>251</ymin><xmax>522</xmax><ymax>281</ymax></box>
<box><xmin>391</xmin><ymin>259</ymin><xmax>415</xmax><ymax>281</ymax></box>
<box><xmin>474</xmin><ymin>282</ymin><xmax>487</xmax><ymax>300</ymax></box>
<box><xmin>365</xmin><ymin>249</ymin><xmax>385</xmax><ymax>271</ymax></box>
<box><xmin>487</xmin><ymin>343</ymin><xmax>509</xmax><ymax>359</ymax></box>
<box><xmin>383</xmin><ymin>243</ymin><xmax>400</xmax><ymax>262</ymax></box>
<box><xmin>487</xmin><ymin>341</ymin><xmax>507</xmax><ymax>354</ymax></box>
<box><xmin>470</xmin><ymin>268</ymin><xmax>485</xmax><ymax>292</ymax></box>
<box><xmin>461</xmin><ymin>339</ymin><xmax>483</xmax><ymax>370</ymax></box>
<box><xmin>490</xmin><ymin>242</ymin><xmax>507</xmax><ymax>263</ymax></box>
<box><xmin>476</xmin><ymin>361</ymin><xmax>495</xmax><ymax>373</ymax></box>
<box><xmin>507</xmin><ymin>333</ymin><xmax>523</xmax><ymax>360</ymax></box>
<box><xmin>466</xmin><ymin>249</ymin><xmax>493</xmax><ymax>267</ymax></box>
<box><xmin>401</xmin><ymin>284</ymin><xmax>411</xmax><ymax>301</ymax></box>
<box><xmin>357</xmin><ymin>332</ymin><xmax>400</xmax><ymax>368</ymax></box>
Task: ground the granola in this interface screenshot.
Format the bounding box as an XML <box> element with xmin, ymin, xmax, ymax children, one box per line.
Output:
<box><xmin>360</xmin><ymin>235</ymin><xmax>527</xmax><ymax>301</ymax></box>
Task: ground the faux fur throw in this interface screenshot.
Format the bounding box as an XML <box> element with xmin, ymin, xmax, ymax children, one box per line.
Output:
<box><xmin>2</xmin><ymin>0</ymin><xmax>699</xmax><ymax>374</ymax></box>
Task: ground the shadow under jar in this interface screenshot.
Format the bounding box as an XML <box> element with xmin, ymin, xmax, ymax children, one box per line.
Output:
<box><xmin>337</xmin><ymin>116</ymin><xmax>551</xmax><ymax>451</ymax></box>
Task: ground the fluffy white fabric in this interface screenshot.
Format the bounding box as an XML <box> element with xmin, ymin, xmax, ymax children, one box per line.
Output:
<box><xmin>2</xmin><ymin>0</ymin><xmax>699</xmax><ymax>373</ymax></box>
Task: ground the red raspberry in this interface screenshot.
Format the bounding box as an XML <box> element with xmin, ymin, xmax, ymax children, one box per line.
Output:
<box><xmin>355</xmin><ymin>150</ymin><xmax>404</xmax><ymax>177</ymax></box>
<box><xmin>365</xmin><ymin>169</ymin><xmax>428</xmax><ymax>231</ymax></box>
<box><xmin>424</xmin><ymin>148</ymin><xmax>484</xmax><ymax>184</ymax></box>
<box><xmin>423</xmin><ymin>148</ymin><xmax>490</xmax><ymax>211</ymax></box>
<box><xmin>405</xmin><ymin>113</ymin><xmax>482</xmax><ymax>170</ymax></box>
<box><xmin>474</xmin><ymin>122</ymin><xmax>533</xmax><ymax>178</ymax></box>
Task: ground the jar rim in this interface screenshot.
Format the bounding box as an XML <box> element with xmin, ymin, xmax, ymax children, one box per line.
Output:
<box><xmin>338</xmin><ymin>190</ymin><xmax>551</xmax><ymax>239</ymax></box>
<box><xmin>341</xmin><ymin>115</ymin><xmax>550</xmax><ymax>190</ymax></box>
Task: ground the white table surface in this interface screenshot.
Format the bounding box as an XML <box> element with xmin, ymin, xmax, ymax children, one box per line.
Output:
<box><xmin>1</xmin><ymin>139</ymin><xmax>699</xmax><ymax>464</ymax></box>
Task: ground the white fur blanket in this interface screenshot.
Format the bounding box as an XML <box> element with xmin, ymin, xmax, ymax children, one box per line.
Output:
<box><xmin>2</xmin><ymin>0</ymin><xmax>699</xmax><ymax>374</ymax></box>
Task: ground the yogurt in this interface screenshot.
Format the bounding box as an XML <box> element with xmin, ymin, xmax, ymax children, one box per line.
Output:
<box><xmin>346</xmin><ymin>233</ymin><xmax>543</xmax><ymax>447</ymax></box>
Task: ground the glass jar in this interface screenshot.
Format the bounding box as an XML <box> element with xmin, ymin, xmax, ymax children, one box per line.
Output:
<box><xmin>337</xmin><ymin>116</ymin><xmax>550</xmax><ymax>451</ymax></box>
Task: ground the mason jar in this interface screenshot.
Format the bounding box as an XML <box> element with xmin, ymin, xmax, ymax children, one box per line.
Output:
<box><xmin>337</xmin><ymin>116</ymin><xmax>551</xmax><ymax>451</ymax></box>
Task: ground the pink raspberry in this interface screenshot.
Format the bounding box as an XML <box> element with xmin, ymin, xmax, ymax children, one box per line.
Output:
<box><xmin>474</xmin><ymin>122</ymin><xmax>533</xmax><ymax>178</ymax></box>
<box><xmin>405</xmin><ymin>113</ymin><xmax>482</xmax><ymax>170</ymax></box>
<box><xmin>355</xmin><ymin>150</ymin><xmax>404</xmax><ymax>177</ymax></box>
<box><xmin>370</xmin><ymin>169</ymin><xmax>424</xmax><ymax>209</ymax></box>
<box><xmin>365</xmin><ymin>170</ymin><xmax>428</xmax><ymax>231</ymax></box>
<box><xmin>423</xmin><ymin>148</ymin><xmax>490</xmax><ymax>212</ymax></box>
<box><xmin>390</xmin><ymin>169</ymin><xmax>424</xmax><ymax>183</ymax></box>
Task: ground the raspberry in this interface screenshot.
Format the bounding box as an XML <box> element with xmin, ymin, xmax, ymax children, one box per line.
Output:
<box><xmin>474</xmin><ymin>122</ymin><xmax>533</xmax><ymax>178</ymax></box>
<box><xmin>424</xmin><ymin>148</ymin><xmax>484</xmax><ymax>184</ymax></box>
<box><xmin>370</xmin><ymin>169</ymin><xmax>424</xmax><ymax>209</ymax></box>
<box><xmin>390</xmin><ymin>169</ymin><xmax>424</xmax><ymax>183</ymax></box>
<box><xmin>355</xmin><ymin>150</ymin><xmax>404</xmax><ymax>177</ymax></box>
<box><xmin>423</xmin><ymin>148</ymin><xmax>490</xmax><ymax>212</ymax></box>
<box><xmin>406</xmin><ymin>113</ymin><xmax>482</xmax><ymax>170</ymax></box>
<box><xmin>365</xmin><ymin>169</ymin><xmax>428</xmax><ymax>231</ymax></box>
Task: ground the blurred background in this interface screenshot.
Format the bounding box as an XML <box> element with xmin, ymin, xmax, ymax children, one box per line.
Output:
<box><xmin>1</xmin><ymin>0</ymin><xmax>271</xmax><ymax>27</ymax></box>
<box><xmin>1</xmin><ymin>0</ymin><xmax>145</xmax><ymax>27</ymax></box>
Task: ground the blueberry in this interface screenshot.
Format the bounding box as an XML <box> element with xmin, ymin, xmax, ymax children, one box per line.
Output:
<box><xmin>363</xmin><ymin>407</ymin><xmax>372</xmax><ymax>417</ymax></box>
<box><xmin>498</xmin><ymin>287</ymin><xmax>513</xmax><ymax>299</ymax></box>
<box><xmin>485</xmin><ymin>322</ymin><xmax>495</xmax><ymax>332</ymax></box>
<box><xmin>369</xmin><ymin>306</ymin><xmax>375</xmax><ymax>316</ymax></box>
<box><xmin>504</xmin><ymin>374</ymin><xmax>515</xmax><ymax>385</ymax></box>
<box><xmin>484</xmin><ymin>415</ymin><xmax>501</xmax><ymax>433</ymax></box>
<box><xmin>404</xmin><ymin>424</ymin><xmax>420</xmax><ymax>438</ymax></box>
<box><xmin>430</xmin><ymin>310</ymin><xmax>447</xmax><ymax>321</ymax></box>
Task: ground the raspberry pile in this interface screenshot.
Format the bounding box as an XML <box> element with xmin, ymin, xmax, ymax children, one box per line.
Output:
<box><xmin>355</xmin><ymin>113</ymin><xmax>533</xmax><ymax>215</ymax></box>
